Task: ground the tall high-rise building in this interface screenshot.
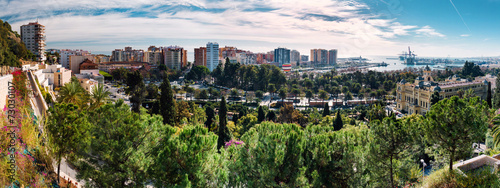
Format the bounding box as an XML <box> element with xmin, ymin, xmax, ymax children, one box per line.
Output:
<box><xmin>194</xmin><ymin>47</ymin><xmax>207</xmax><ymax>67</ymax></box>
<box><xmin>274</xmin><ymin>47</ymin><xmax>290</xmax><ymax>67</ymax></box>
<box><xmin>111</xmin><ymin>49</ymin><xmax>124</xmax><ymax>62</ymax></box>
<box><xmin>145</xmin><ymin>46</ymin><xmax>163</xmax><ymax>64</ymax></box>
<box><xmin>328</xmin><ymin>49</ymin><xmax>338</xmax><ymax>65</ymax></box>
<box><xmin>207</xmin><ymin>42</ymin><xmax>219</xmax><ymax>72</ymax></box>
<box><xmin>290</xmin><ymin>50</ymin><xmax>300</xmax><ymax>65</ymax></box>
<box><xmin>311</xmin><ymin>49</ymin><xmax>335</xmax><ymax>66</ymax></box>
<box><xmin>163</xmin><ymin>46</ymin><xmax>187</xmax><ymax>70</ymax></box>
<box><xmin>20</xmin><ymin>22</ymin><xmax>46</xmax><ymax>62</ymax></box>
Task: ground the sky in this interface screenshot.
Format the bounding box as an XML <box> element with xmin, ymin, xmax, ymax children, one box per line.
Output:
<box><xmin>1</xmin><ymin>0</ymin><xmax>500</xmax><ymax>61</ymax></box>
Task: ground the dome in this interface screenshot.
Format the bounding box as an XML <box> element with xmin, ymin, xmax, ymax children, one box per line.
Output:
<box><xmin>433</xmin><ymin>86</ymin><xmax>441</xmax><ymax>92</ymax></box>
<box><xmin>424</xmin><ymin>65</ymin><xmax>431</xmax><ymax>71</ymax></box>
<box><xmin>400</xmin><ymin>79</ymin><xmax>406</xmax><ymax>84</ymax></box>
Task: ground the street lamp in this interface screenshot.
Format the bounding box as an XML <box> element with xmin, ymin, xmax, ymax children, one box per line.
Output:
<box><xmin>420</xmin><ymin>159</ymin><xmax>427</xmax><ymax>181</ymax></box>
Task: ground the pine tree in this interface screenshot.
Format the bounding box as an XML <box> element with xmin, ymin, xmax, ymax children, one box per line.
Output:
<box><xmin>160</xmin><ymin>76</ymin><xmax>176</xmax><ymax>125</ymax></box>
<box><xmin>322</xmin><ymin>102</ymin><xmax>330</xmax><ymax>117</ymax></box>
<box><xmin>217</xmin><ymin>96</ymin><xmax>231</xmax><ymax>150</ymax></box>
<box><xmin>257</xmin><ymin>106</ymin><xmax>266</xmax><ymax>122</ymax></box>
<box><xmin>333</xmin><ymin>111</ymin><xmax>343</xmax><ymax>131</ymax></box>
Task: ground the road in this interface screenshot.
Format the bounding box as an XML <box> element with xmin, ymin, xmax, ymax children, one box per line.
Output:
<box><xmin>103</xmin><ymin>82</ymin><xmax>131</xmax><ymax>106</ymax></box>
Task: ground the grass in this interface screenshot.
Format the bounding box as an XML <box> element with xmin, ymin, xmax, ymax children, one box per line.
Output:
<box><xmin>99</xmin><ymin>70</ymin><xmax>112</xmax><ymax>78</ymax></box>
<box><xmin>420</xmin><ymin>166</ymin><xmax>500</xmax><ymax>188</ymax></box>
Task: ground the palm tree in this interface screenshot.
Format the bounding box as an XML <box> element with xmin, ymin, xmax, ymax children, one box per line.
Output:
<box><xmin>90</xmin><ymin>84</ymin><xmax>112</xmax><ymax>109</ymax></box>
<box><xmin>58</xmin><ymin>81</ymin><xmax>88</xmax><ymax>107</ymax></box>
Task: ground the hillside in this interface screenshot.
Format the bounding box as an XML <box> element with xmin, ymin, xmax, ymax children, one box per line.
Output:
<box><xmin>0</xmin><ymin>19</ymin><xmax>35</xmax><ymax>67</ymax></box>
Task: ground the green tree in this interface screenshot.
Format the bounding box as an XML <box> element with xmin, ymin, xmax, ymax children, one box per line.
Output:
<box><xmin>268</xmin><ymin>84</ymin><xmax>277</xmax><ymax>99</ymax></box>
<box><xmin>90</xmin><ymin>84</ymin><xmax>112</xmax><ymax>110</ymax></box>
<box><xmin>322</xmin><ymin>102</ymin><xmax>330</xmax><ymax>117</ymax></box>
<box><xmin>257</xmin><ymin>106</ymin><xmax>266</xmax><ymax>122</ymax></box>
<box><xmin>227</xmin><ymin>122</ymin><xmax>306</xmax><ymax>187</ymax></box>
<box><xmin>291</xmin><ymin>88</ymin><xmax>301</xmax><ymax>100</ymax></box>
<box><xmin>333</xmin><ymin>111</ymin><xmax>343</xmax><ymax>131</ymax></box>
<box><xmin>424</xmin><ymin>96</ymin><xmax>488</xmax><ymax>171</ymax></box>
<box><xmin>494</xmin><ymin>74</ymin><xmax>500</xmax><ymax>108</ymax></box>
<box><xmin>303</xmin><ymin>125</ymin><xmax>369</xmax><ymax>187</ymax></box>
<box><xmin>205</xmin><ymin>106</ymin><xmax>215</xmax><ymax>130</ymax></box>
<box><xmin>76</xmin><ymin>101</ymin><xmax>165</xmax><ymax>187</ymax></box>
<box><xmin>279</xmin><ymin>87</ymin><xmax>287</xmax><ymax>104</ymax></box>
<box><xmin>306</xmin><ymin>89</ymin><xmax>313</xmax><ymax>104</ymax></box>
<box><xmin>58</xmin><ymin>79</ymin><xmax>88</xmax><ymax>107</ymax></box>
<box><xmin>487</xmin><ymin>81</ymin><xmax>492</xmax><ymax>108</ymax></box>
<box><xmin>146</xmin><ymin>83</ymin><xmax>159</xmax><ymax>99</ymax></box>
<box><xmin>319</xmin><ymin>90</ymin><xmax>329</xmax><ymax>103</ymax></box>
<box><xmin>185</xmin><ymin>65</ymin><xmax>210</xmax><ymax>80</ymax></box>
<box><xmin>160</xmin><ymin>77</ymin><xmax>176</xmax><ymax>125</ymax></box>
<box><xmin>217</xmin><ymin>97</ymin><xmax>231</xmax><ymax>150</ymax></box>
<box><xmin>368</xmin><ymin>117</ymin><xmax>416</xmax><ymax>187</ymax></box>
<box><xmin>152</xmin><ymin>124</ymin><xmax>222</xmax><ymax>187</ymax></box>
<box><xmin>198</xmin><ymin>89</ymin><xmax>209</xmax><ymax>100</ymax></box>
<box><xmin>344</xmin><ymin>91</ymin><xmax>353</xmax><ymax>101</ymax></box>
<box><xmin>430</xmin><ymin>91</ymin><xmax>440</xmax><ymax>105</ymax></box>
<box><xmin>255</xmin><ymin>90</ymin><xmax>264</xmax><ymax>99</ymax></box>
<box><xmin>47</xmin><ymin>103</ymin><xmax>91</xmax><ymax>184</ymax></box>
<box><xmin>126</xmin><ymin>71</ymin><xmax>147</xmax><ymax>113</ymax></box>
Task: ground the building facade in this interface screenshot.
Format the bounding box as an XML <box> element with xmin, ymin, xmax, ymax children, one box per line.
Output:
<box><xmin>60</xmin><ymin>49</ymin><xmax>91</xmax><ymax>69</ymax></box>
<box><xmin>396</xmin><ymin>66</ymin><xmax>488</xmax><ymax>115</ymax></box>
<box><xmin>69</xmin><ymin>55</ymin><xmax>95</xmax><ymax>74</ymax></box>
<box><xmin>328</xmin><ymin>49</ymin><xmax>337</xmax><ymax>65</ymax></box>
<box><xmin>207</xmin><ymin>42</ymin><xmax>219</xmax><ymax>71</ymax></box>
<box><xmin>311</xmin><ymin>49</ymin><xmax>337</xmax><ymax>66</ymax></box>
<box><xmin>290</xmin><ymin>50</ymin><xmax>300</xmax><ymax>65</ymax></box>
<box><xmin>163</xmin><ymin>46</ymin><xmax>187</xmax><ymax>70</ymax></box>
<box><xmin>274</xmin><ymin>47</ymin><xmax>290</xmax><ymax>67</ymax></box>
<box><xmin>20</xmin><ymin>22</ymin><xmax>46</xmax><ymax>62</ymax></box>
<box><xmin>194</xmin><ymin>47</ymin><xmax>207</xmax><ymax>67</ymax></box>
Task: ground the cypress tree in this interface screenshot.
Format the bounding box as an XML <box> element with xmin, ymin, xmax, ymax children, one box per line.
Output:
<box><xmin>205</xmin><ymin>106</ymin><xmax>214</xmax><ymax>129</ymax></box>
<box><xmin>333</xmin><ymin>111</ymin><xmax>343</xmax><ymax>131</ymax></box>
<box><xmin>160</xmin><ymin>77</ymin><xmax>176</xmax><ymax>125</ymax></box>
<box><xmin>322</xmin><ymin>102</ymin><xmax>330</xmax><ymax>117</ymax></box>
<box><xmin>257</xmin><ymin>106</ymin><xmax>266</xmax><ymax>122</ymax></box>
<box><xmin>267</xmin><ymin>110</ymin><xmax>276</xmax><ymax>122</ymax></box>
<box><xmin>487</xmin><ymin>81</ymin><xmax>492</xmax><ymax>108</ymax></box>
<box><xmin>217</xmin><ymin>96</ymin><xmax>231</xmax><ymax>150</ymax></box>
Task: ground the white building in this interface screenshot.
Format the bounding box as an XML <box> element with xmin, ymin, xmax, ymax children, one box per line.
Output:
<box><xmin>60</xmin><ymin>49</ymin><xmax>91</xmax><ymax>69</ymax></box>
<box><xmin>207</xmin><ymin>42</ymin><xmax>219</xmax><ymax>71</ymax></box>
<box><xmin>20</xmin><ymin>22</ymin><xmax>46</xmax><ymax>62</ymax></box>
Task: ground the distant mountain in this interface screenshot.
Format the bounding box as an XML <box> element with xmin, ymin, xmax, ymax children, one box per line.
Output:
<box><xmin>0</xmin><ymin>19</ymin><xmax>35</xmax><ymax>67</ymax></box>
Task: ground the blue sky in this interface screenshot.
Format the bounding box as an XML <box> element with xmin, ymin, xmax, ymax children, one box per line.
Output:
<box><xmin>2</xmin><ymin>0</ymin><xmax>499</xmax><ymax>60</ymax></box>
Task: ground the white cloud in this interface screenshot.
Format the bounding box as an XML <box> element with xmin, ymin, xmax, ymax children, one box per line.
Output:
<box><xmin>460</xmin><ymin>34</ymin><xmax>470</xmax><ymax>37</ymax></box>
<box><xmin>415</xmin><ymin>25</ymin><xmax>446</xmax><ymax>38</ymax></box>
<box><xmin>2</xmin><ymin>0</ymin><xmax>457</xmax><ymax>57</ymax></box>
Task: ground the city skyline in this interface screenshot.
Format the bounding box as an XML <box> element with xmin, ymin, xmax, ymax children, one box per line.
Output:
<box><xmin>2</xmin><ymin>0</ymin><xmax>500</xmax><ymax>60</ymax></box>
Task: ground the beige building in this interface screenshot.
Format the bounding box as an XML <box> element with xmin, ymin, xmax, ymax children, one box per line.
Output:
<box><xmin>20</xmin><ymin>22</ymin><xmax>46</xmax><ymax>62</ymax></box>
<box><xmin>69</xmin><ymin>55</ymin><xmax>95</xmax><ymax>74</ymax></box>
<box><xmin>53</xmin><ymin>66</ymin><xmax>72</xmax><ymax>88</ymax></box>
<box><xmin>396</xmin><ymin>66</ymin><xmax>488</xmax><ymax>115</ymax></box>
<box><xmin>78</xmin><ymin>78</ymin><xmax>98</xmax><ymax>94</ymax></box>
